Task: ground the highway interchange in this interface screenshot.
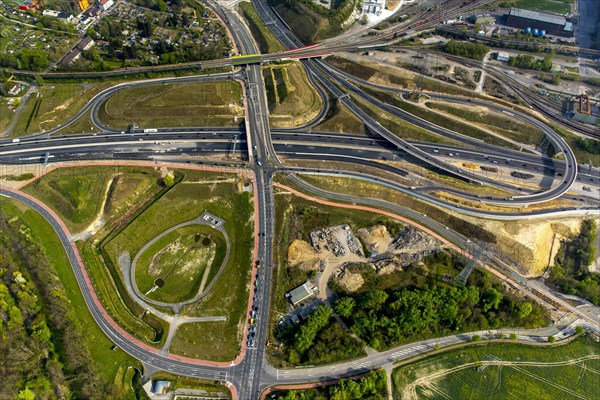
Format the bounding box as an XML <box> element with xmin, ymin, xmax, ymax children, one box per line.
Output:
<box><xmin>1</xmin><ymin>0</ymin><xmax>600</xmax><ymax>398</ymax></box>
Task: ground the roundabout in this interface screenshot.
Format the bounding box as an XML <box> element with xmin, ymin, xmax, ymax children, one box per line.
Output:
<box><xmin>126</xmin><ymin>212</ymin><xmax>231</xmax><ymax>313</ymax></box>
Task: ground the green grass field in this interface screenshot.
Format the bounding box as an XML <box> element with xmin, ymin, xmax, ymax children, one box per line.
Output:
<box><xmin>393</xmin><ymin>336</ymin><xmax>599</xmax><ymax>400</ymax></box>
<box><xmin>96</xmin><ymin>169</ymin><xmax>252</xmax><ymax>360</ymax></box>
<box><xmin>23</xmin><ymin>166</ymin><xmax>162</xmax><ymax>232</ymax></box>
<box><xmin>0</xmin><ymin>99</ymin><xmax>15</xmax><ymax>132</ymax></box>
<box><xmin>135</xmin><ymin>225</ymin><xmax>226</xmax><ymax>304</ymax></box>
<box><xmin>0</xmin><ymin>198</ymin><xmax>140</xmax><ymax>396</ymax></box>
<box><xmin>177</xmin><ymin>184</ymin><xmax>254</xmax><ymax>361</ymax></box>
<box><xmin>98</xmin><ymin>81</ymin><xmax>244</xmax><ymax>129</ymax></box>
<box><xmin>515</xmin><ymin>0</ymin><xmax>572</xmax><ymax>15</ymax></box>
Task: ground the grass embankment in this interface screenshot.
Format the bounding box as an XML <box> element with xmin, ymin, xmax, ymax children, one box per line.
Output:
<box><xmin>23</xmin><ymin>166</ymin><xmax>160</xmax><ymax>232</ymax></box>
<box><xmin>326</xmin><ymin>55</ymin><xmax>484</xmax><ymax>98</ymax></box>
<box><xmin>0</xmin><ymin>199</ymin><xmax>141</xmax><ymax>397</ymax></box>
<box><xmin>239</xmin><ymin>1</ymin><xmax>285</xmax><ymax>53</ymax></box>
<box><xmin>354</xmin><ymin>94</ymin><xmax>463</xmax><ymax>145</ymax></box>
<box><xmin>363</xmin><ymin>86</ymin><xmax>525</xmax><ymax>150</ymax></box>
<box><xmin>11</xmin><ymin>82</ymin><xmax>116</xmax><ymax>136</ymax></box>
<box><xmin>426</xmin><ymin>102</ymin><xmax>545</xmax><ymax>146</ymax></box>
<box><xmin>135</xmin><ymin>225</ymin><xmax>226</xmax><ymax>304</ymax></box>
<box><xmin>314</xmin><ymin>93</ymin><xmax>366</xmax><ymax>134</ymax></box>
<box><xmin>98</xmin><ymin>81</ymin><xmax>244</xmax><ymax>129</ymax></box>
<box><xmin>263</xmin><ymin>63</ymin><xmax>323</xmax><ymax>128</ymax></box>
<box><xmin>0</xmin><ymin>99</ymin><xmax>14</xmax><ymax>131</ymax></box>
<box><xmin>24</xmin><ymin>166</ymin><xmax>254</xmax><ymax>359</ymax></box>
<box><xmin>393</xmin><ymin>335</ymin><xmax>600</xmax><ymax>399</ymax></box>
<box><xmin>269</xmin><ymin>0</ymin><xmax>357</xmax><ymax>44</ymax></box>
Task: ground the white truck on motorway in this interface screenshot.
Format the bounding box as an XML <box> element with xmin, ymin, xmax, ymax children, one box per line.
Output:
<box><xmin>143</xmin><ymin>129</ymin><xmax>158</xmax><ymax>133</ymax></box>
<box><xmin>11</xmin><ymin>138</ymin><xmax>20</xmax><ymax>143</ymax></box>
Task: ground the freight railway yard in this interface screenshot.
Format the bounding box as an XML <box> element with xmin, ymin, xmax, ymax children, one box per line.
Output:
<box><xmin>0</xmin><ymin>0</ymin><xmax>599</xmax><ymax>399</ymax></box>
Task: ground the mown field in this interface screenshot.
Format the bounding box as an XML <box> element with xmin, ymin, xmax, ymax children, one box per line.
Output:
<box><xmin>135</xmin><ymin>224</ymin><xmax>226</xmax><ymax>304</ymax></box>
<box><xmin>98</xmin><ymin>81</ymin><xmax>244</xmax><ymax>129</ymax></box>
<box><xmin>393</xmin><ymin>335</ymin><xmax>600</xmax><ymax>400</ymax></box>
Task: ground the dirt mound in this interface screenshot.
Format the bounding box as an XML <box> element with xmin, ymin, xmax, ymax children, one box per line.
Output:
<box><xmin>358</xmin><ymin>225</ymin><xmax>393</xmax><ymax>253</ymax></box>
<box><xmin>473</xmin><ymin>217</ymin><xmax>583</xmax><ymax>277</ymax></box>
<box><xmin>287</xmin><ymin>239</ymin><xmax>319</xmax><ymax>271</ymax></box>
<box><xmin>337</xmin><ymin>269</ymin><xmax>364</xmax><ymax>292</ymax></box>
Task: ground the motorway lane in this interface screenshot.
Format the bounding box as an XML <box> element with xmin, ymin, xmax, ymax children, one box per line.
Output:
<box><xmin>2</xmin><ymin>134</ymin><xmax>598</xmax><ymax>206</ymax></box>
<box><xmin>314</xmin><ymin>60</ymin><xmax>579</xmax><ymax>205</ymax></box>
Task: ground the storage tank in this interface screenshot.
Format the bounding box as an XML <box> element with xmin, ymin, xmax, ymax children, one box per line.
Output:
<box><xmin>540</xmin><ymin>30</ymin><xmax>546</xmax><ymax>37</ymax></box>
<box><xmin>524</xmin><ymin>27</ymin><xmax>532</xmax><ymax>34</ymax></box>
<box><xmin>533</xmin><ymin>28</ymin><xmax>539</xmax><ymax>36</ymax></box>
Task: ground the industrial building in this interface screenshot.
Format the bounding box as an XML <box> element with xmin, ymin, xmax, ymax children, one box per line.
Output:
<box><xmin>504</xmin><ymin>8</ymin><xmax>574</xmax><ymax>38</ymax></box>
<box><xmin>285</xmin><ymin>281</ymin><xmax>316</xmax><ymax>306</ymax></box>
<box><xmin>362</xmin><ymin>0</ymin><xmax>386</xmax><ymax>15</ymax></box>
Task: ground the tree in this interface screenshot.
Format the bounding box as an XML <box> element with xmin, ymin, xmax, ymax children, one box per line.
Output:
<box><xmin>17</xmin><ymin>388</ymin><xmax>35</xmax><ymax>400</ymax></box>
<box><xmin>518</xmin><ymin>302</ymin><xmax>533</xmax><ymax>319</ymax></box>
<box><xmin>472</xmin><ymin>334</ymin><xmax>481</xmax><ymax>342</ymax></box>
<box><xmin>547</xmin><ymin>335</ymin><xmax>556</xmax><ymax>343</ymax></box>
<box><xmin>334</xmin><ymin>297</ymin><xmax>355</xmax><ymax>318</ymax></box>
<box><xmin>162</xmin><ymin>174</ymin><xmax>175</xmax><ymax>187</ymax></box>
<box><xmin>482</xmin><ymin>288</ymin><xmax>502</xmax><ymax>312</ymax></box>
<box><xmin>541</xmin><ymin>49</ymin><xmax>555</xmax><ymax>71</ymax></box>
<box><xmin>575</xmin><ymin>326</ymin><xmax>585</xmax><ymax>335</ymax></box>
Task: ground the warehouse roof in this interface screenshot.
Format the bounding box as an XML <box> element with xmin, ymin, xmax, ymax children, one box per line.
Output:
<box><xmin>286</xmin><ymin>281</ymin><xmax>315</xmax><ymax>306</ymax></box>
<box><xmin>509</xmin><ymin>8</ymin><xmax>566</xmax><ymax>26</ymax></box>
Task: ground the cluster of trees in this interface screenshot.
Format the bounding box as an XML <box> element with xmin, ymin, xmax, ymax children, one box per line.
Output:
<box><xmin>576</xmin><ymin>138</ymin><xmax>600</xmax><ymax>155</ymax></box>
<box><xmin>36</xmin><ymin>15</ymin><xmax>76</xmax><ymax>33</ymax></box>
<box><xmin>0</xmin><ymin>214</ymin><xmax>115</xmax><ymax>398</ymax></box>
<box><xmin>509</xmin><ymin>50</ymin><xmax>555</xmax><ymax>71</ymax></box>
<box><xmin>276</xmin><ymin>305</ymin><xmax>363</xmax><ymax>365</ymax></box>
<box><xmin>0</xmin><ymin>49</ymin><xmax>49</xmax><ymax>71</ymax></box>
<box><xmin>550</xmin><ymin>220</ymin><xmax>599</xmax><ymax>305</ymax></box>
<box><xmin>276</xmin><ymin>370</ymin><xmax>387</xmax><ymax>400</ymax></box>
<box><xmin>334</xmin><ymin>281</ymin><xmax>548</xmax><ymax>350</ymax></box>
<box><xmin>441</xmin><ymin>40</ymin><xmax>490</xmax><ymax>61</ymax></box>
